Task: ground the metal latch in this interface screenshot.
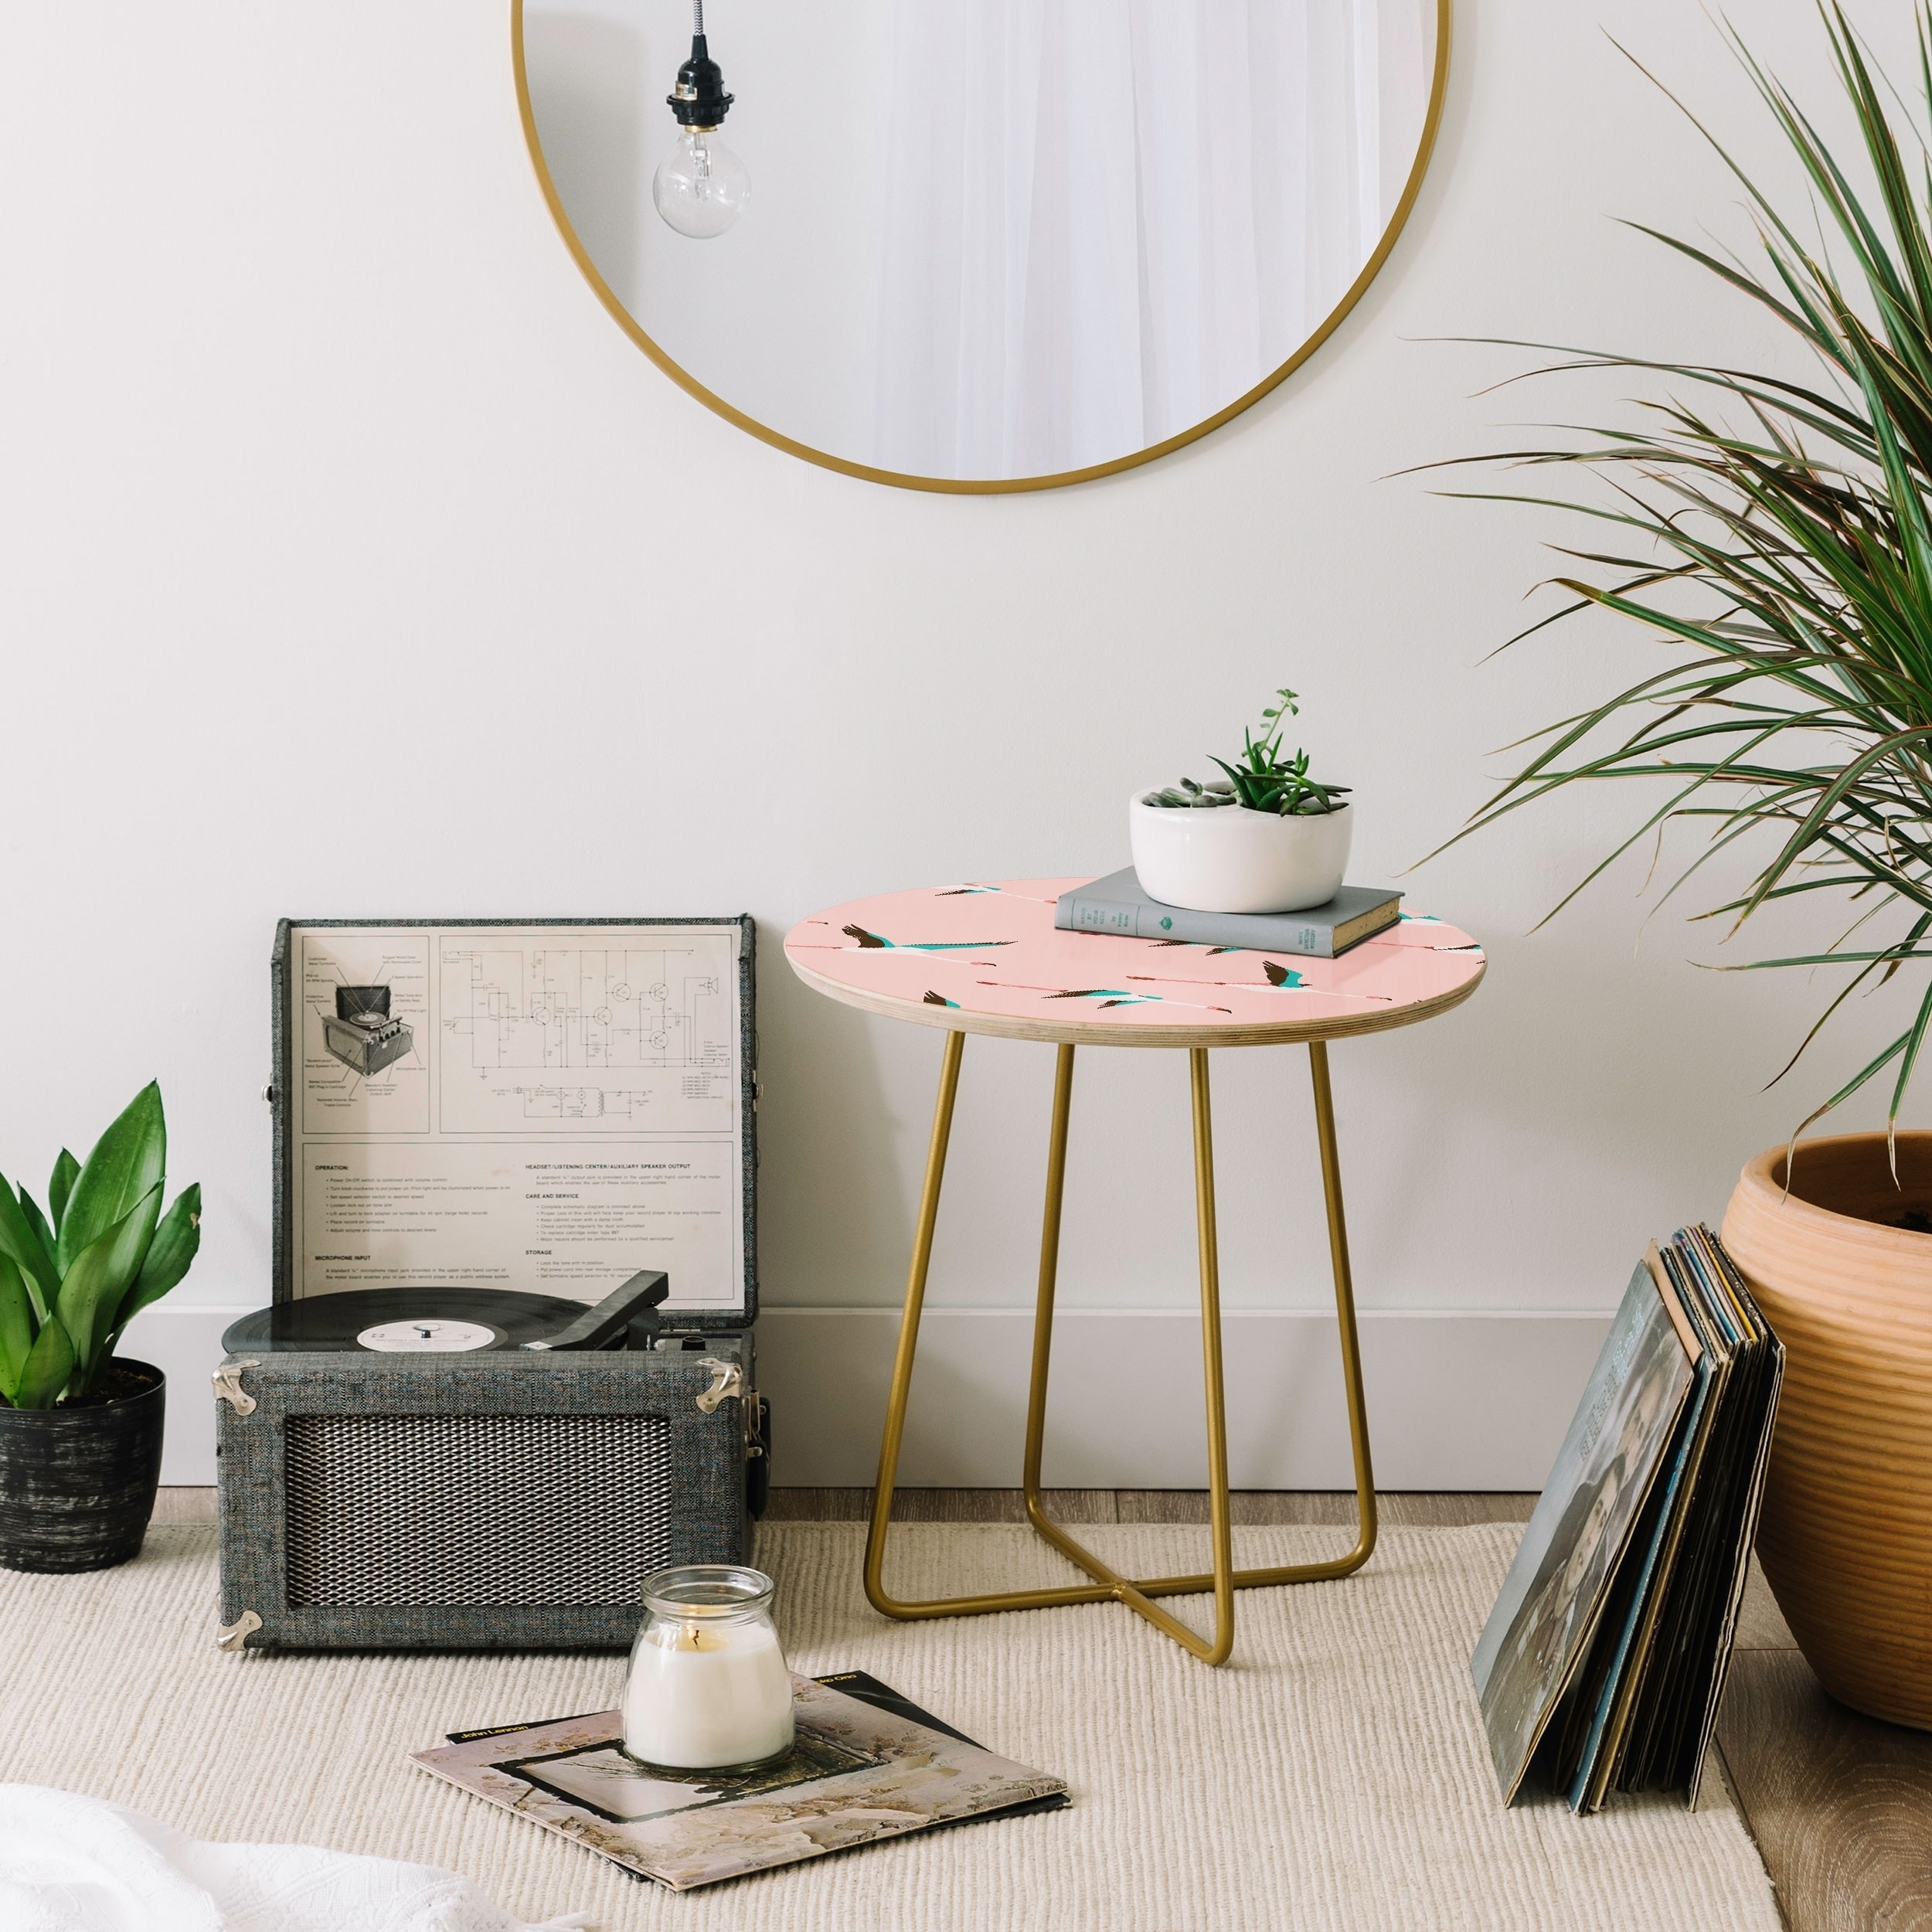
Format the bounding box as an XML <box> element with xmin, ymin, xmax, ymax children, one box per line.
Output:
<box><xmin>695</xmin><ymin>1357</ymin><xmax>743</xmax><ymax>1413</ymax></box>
<box><xmin>212</xmin><ymin>1360</ymin><xmax>260</xmax><ymax>1416</ymax></box>
<box><xmin>216</xmin><ymin>1610</ymin><xmax>262</xmax><ymax>1651</ymax></box>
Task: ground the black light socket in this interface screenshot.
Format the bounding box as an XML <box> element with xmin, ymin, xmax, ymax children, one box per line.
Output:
<box><xmin>667</xmin><ymin>33</ymin><xmax>733</xmax><ymax>128</ymax></box>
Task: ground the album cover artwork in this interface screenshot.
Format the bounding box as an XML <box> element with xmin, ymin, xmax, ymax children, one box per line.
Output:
<box><xmin>1471</xmin><ymin>1226</ymin><xmax>1784</xmax><ymax>1813</ymax></box>
<box><xmin>413</xmin><ymin>1675</ymin><xmax>1066</xmax><ymax>1892</ymax></box>
<box><xmin>1470</xmin><ymin>1264</ymin><xmax>1696</xmax><ymax>1802</ymax></box>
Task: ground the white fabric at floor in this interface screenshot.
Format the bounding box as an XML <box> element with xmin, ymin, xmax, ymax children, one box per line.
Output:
<box><xmin>0</xmin><ymin>1523</ymin><xmax>1779</xmax><ymax>1932</ymax></box>
<box><xmin>0</xmin><ymin>1784</ymin><xmax>587</xmax><ymax>1932</ymax></box>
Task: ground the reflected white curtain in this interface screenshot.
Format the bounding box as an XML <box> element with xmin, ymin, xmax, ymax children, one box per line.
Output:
<box><xmin>867</xmin><ymin>0</ymin><xmax>1430</xmax><ymax>479</ymax></box>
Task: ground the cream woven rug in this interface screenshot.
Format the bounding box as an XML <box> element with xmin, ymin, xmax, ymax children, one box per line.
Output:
<box><xmin>0</xmin><ymin>1522</ymin><xmax>1778</xmax><ymax>1931</ymax></box>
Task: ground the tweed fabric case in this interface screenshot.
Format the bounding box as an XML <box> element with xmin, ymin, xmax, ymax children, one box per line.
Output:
<box><xmin>216</xmin><ymin>1342</ymin><xmax>751</xmax><ymax>1651</ymax></box>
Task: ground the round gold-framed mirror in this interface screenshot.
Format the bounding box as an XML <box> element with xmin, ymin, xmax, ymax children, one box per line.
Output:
<box><xmin>513</xmin><ymin>0</ymin><xmax>1451</xmax><ymax>495</ymax></box>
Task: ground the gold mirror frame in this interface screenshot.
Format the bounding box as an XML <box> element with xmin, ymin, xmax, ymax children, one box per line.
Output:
<box><xmin>512</xmin><ymin>0</ymin><xmax>1452</xmax><ymax>495</ymax></box>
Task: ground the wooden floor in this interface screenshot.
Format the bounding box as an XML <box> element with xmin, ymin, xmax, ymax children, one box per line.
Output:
<box><xmin>760</xmin><ymin>1487</ymin><xmax>1543</xmax><ymax>1526</ymax></box>
<box><xmin>157</xmin><ymin>1487</ymin><xmax>1932</xmax><ymax>1929</ymax></box>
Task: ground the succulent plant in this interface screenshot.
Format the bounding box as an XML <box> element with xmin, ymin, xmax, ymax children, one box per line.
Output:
<box><xmin>1143</xmin><ymin>687</ymin><xmax>1350</xmax><ymax>815</ymax></box>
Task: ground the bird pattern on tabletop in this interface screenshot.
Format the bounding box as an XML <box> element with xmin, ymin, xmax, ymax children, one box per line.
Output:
<box><xmin>840</xmin><ymin>924</ymin><xmax>1015</xmax><ymax>954</ymax></box>
<box><xmin>787</xmin><ymin>881</ymin><xmax>1484</xmax><ymax>1034</ymax></box>
<box><xmin>932</xmin><ymin>883</ymin><xmax>1064</xmax><ymax>903</ymax></box>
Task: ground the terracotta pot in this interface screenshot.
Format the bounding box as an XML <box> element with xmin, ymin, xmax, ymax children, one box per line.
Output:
<box><xmin>1722</xmin><ymin>1134</ymin><xmax>1932</xmax><ymax>1728</ymax></box>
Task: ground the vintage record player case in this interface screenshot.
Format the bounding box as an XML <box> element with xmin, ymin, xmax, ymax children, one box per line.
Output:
<box><xmin>218</xmin><ymin>917</ymin><xmax>762</xmax><ymax>1651</ymax></box>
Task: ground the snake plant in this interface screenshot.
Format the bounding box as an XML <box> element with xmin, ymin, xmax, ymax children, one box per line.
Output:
<box><xmin>1440</xmin><ymin>5</ymin><xmax>1932</xmax><ymax>1151</ymax></box>
<box><xmin>0</xmin><ymin>1083</ymin><xmax>200</xmax><ymax>1407</ymax></box>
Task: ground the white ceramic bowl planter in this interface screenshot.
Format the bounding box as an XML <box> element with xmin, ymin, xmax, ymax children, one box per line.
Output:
<box><xmin>1129</xmin><ymin>791</ymin><xmax>1353</xmax><ymax>913</ymax></box>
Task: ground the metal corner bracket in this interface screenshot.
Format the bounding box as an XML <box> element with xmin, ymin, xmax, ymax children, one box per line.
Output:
<box><xmin>212</xmin><ymin>1360</ymin><xmax>260</xmax><ymax>1415</ymax></box>
<box><xmin>216</xmin><ymin>1610</ymin><xmax>263</xmax><ymax>1651</ymax></box>
<box><xmin>694</xmin><ymin>1357</ymin><xmax>742</xmax><ymax>1414</ymax></box>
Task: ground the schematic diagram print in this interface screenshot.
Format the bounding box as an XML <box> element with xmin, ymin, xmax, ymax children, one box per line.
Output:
<box><xmin>519</xmin><ymin>1085</ymin><xmax>652</xmax><ymax>1121</ymax></box>
<box><xmin>437</xmin><ymin>941</ymin><xmax>736</xmax><ymax>1134</ymax></box>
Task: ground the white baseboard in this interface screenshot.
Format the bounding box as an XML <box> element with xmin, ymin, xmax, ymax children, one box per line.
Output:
<box><xmin>755</xmin><ymin>1308</ymin><xmax>1607</xmax><ymax>1490</ymax></box>
<box><xmin>128</xmin><ymin>1304</ymin><xmax>1608</xmax><ymax>1492</ymax></box>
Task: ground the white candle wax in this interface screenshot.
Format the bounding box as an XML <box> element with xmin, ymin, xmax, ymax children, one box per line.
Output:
<box><xmin>622</xmin><ymin>1617</ymin><xmax>795</xmax><ymax>1770</ymax></box>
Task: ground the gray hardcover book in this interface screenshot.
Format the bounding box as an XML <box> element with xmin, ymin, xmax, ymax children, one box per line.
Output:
<box><xmin>1053</xmin><ymin>868</ymin><xmax>1400</xmax><ymax>957</ymax></box>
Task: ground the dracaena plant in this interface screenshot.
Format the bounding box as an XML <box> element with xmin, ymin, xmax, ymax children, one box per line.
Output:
<box><xmin>0</xmin><ymin>1083</ymin><xmax>201</xmax><ymax>1407</ymax></box>
<box><xmin>1438</xmin><ymin>5</ymin><xmax>1932</xmax><ymax>1155</ymax></box>
<box><xmin>1143</xmin><ymin>686</ymin><xmax>1352</xmax><ymax>815</ymax></box>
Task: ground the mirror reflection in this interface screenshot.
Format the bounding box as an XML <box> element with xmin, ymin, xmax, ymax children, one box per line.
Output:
<box><xmin>521</xmin><ymin>2</ymin><xmax>1444</xmax><ymax>485</ymax></box>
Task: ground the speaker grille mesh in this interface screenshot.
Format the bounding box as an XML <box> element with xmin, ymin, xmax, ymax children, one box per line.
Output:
<box><xmin>284</xmin><ymin>1412</ymin><xmax>675</xmax><ymax>1608</ymax></box>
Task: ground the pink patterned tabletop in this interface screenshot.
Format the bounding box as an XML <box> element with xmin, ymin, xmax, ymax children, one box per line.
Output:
<box><xmin>785</xmin><ymin>879</ymin><xmax>1485</xmax><ymax>1048</ymax></box>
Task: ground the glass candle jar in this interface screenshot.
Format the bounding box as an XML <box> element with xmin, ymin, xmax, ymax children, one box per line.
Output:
<box><xmin>621</xmin><ymin>1565</ymin><xmax>794</xmax><ymax>1774</ymax></box>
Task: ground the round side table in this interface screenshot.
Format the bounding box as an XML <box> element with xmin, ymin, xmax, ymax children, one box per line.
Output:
<box><xmin>786</xmin><ymin>877</ymin><xmax>1485</xmax><ymax>1665</ymax></box>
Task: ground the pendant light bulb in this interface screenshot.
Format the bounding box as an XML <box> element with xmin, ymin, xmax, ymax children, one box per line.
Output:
<box><xmin>655</xmin><ymin>2</ymin><xmax>747</xmax><ymax>240</ymax></box>
<box><xmin>654</xmin><ymin>127</ymin><xmax>750</xmax><ymax>240</ymax></box>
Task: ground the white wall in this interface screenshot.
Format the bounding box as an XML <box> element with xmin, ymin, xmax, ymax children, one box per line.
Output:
<box><xmin>0</xmin><ymin>2</ymin><xmax>1908</xmax><ymax>1484</ymax></box>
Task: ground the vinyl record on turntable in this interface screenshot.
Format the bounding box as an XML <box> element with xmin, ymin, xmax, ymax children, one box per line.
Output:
<box><xmin>221</xmin><ymin>1287</ymin><xmax>590</xmax><ymax>1355</ymax></box>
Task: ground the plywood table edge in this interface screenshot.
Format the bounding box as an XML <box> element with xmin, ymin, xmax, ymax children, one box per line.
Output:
<box><xmin>786</xmin><ymin>949</ymin><xmax>1486</xmax><ymax>1047</ymax></box>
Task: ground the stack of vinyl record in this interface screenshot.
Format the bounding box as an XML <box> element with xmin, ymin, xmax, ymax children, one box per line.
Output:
<box><xmin>1471</xmin><ymin>1225</ymin><xmax>1785</xmax><ymax>1814</ymax></box>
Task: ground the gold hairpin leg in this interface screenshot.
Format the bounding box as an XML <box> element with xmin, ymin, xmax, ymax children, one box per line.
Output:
<box><xmin>865</xmin><ymin>1032</ymin><xmax>1118</xmax><ymax>1620</ymax></box>
<box><xmin>863</xmin><ymin>1032</ymin><xmax>1379</xmax><ymax>1662</ymax></box>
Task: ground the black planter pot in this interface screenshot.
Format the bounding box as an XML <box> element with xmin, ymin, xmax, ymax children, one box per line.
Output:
<box><xmin>0</xmin><ymin>1360</ymin><xmax>165</xmax><ymax>1573</ymax></box>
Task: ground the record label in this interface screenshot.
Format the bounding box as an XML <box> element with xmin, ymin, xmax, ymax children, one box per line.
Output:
<box><xmin>355</xmin><ymin>1318</ymin><xmax>502</xmax><ymax>1353</ymax></box>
